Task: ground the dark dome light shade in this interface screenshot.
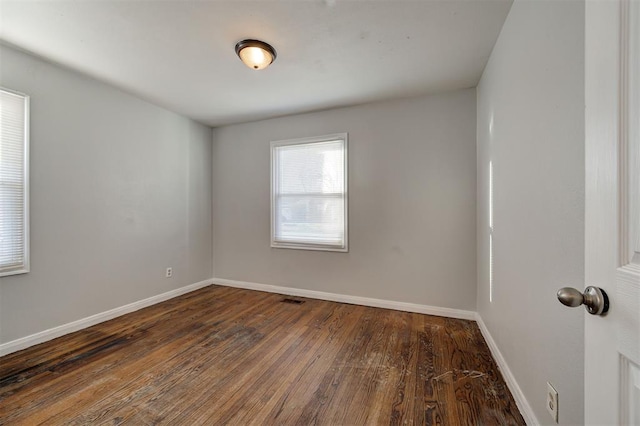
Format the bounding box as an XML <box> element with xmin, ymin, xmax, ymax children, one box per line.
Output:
<box><xmin>235</xmin><ymin>39</ymin><xmax>277</xmax><ymax>70</ymax></box>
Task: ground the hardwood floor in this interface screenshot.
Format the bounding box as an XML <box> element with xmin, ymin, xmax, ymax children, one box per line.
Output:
<box><xmin>0</xmin><ymin>286</ymin><xmax>525</xmax><ymax>425</ymax></box>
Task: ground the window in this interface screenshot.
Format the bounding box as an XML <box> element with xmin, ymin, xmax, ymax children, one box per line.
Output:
<box><xmin>271</xmin><ymin>134</ymin><xmax>348</xmax><ymax>252</ymax></box>
<box><xmin>0</xmin><ymin>88</ymin><xmax>29</xmax><ymax>276</ymax></box>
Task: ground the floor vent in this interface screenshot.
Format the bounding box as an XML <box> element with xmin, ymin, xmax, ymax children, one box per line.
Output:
<box><xmin>281</xmin><ymin>298</ymin><xmax>305</xmax><ymax>305</ymax></box>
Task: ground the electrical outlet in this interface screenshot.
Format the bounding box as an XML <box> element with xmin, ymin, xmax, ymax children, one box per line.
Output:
<box><xmin>547</xmin><ymin>382</ymin><xmax>558</xmax><ymax>423</ymax></box>
<box><xmin>166</xmin><ymin>267</ymin><xmax>172</xmax><ymax>278</ymax></box>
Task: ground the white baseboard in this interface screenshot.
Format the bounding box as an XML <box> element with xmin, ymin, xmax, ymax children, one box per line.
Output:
<box><xmin>475</xmin><ymin>313</ymin><xmax>539</xmax><ymax>425</ymax></box>
<box><xmin>212</xmin><ymin>277</ymin><xmax>476</xmax><ymax>320</ymax></box>
<box><xmin>0</xmin><ymin>279</ymin><xmax>213</xmax><ymax>357</ymax></box>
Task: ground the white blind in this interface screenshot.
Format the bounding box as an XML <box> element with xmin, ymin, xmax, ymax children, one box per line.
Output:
<box><xmin>0</xmin><ymin>89</ymin><xmax>29</xmax><ymax>275</ymax></box>
<box><xmin>272</xmin><ymin>137</ymin><xmax>347</xmax><ymax>250</ymax></box>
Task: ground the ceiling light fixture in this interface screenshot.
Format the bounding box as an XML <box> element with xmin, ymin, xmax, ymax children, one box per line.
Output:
<box><xmin>235</xmin><ymin>39</ymin><xmax>277</xmax><ymax>70</ymax></box>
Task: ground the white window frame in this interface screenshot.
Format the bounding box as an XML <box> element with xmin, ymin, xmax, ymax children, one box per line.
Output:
<box><xmin>270</xmin><ymin>133</ymin><xmax>348</xmax><ymax>252</ymax></box>
<box><xmin>0</xmin><ymin>87</ymin><xmax>30</xmax><ymax>277</ymax></box>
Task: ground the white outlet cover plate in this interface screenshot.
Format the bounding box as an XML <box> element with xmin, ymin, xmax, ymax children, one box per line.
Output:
<box><xmin>547</xmin><ymin>381</ymin><xmax>558</xmax><ymax>423</ymax></box>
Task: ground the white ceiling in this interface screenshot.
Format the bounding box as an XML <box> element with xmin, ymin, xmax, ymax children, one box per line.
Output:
<box><xmin>0</xmin><ymin>0</ymin><xmax>512</xmax><ymax>127</ymax></box>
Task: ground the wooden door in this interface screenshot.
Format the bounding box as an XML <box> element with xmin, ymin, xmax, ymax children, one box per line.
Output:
<box><xmin>585</xmin><ymin>0</ymin><xmax>640</xmax><ymax>423</ymax></box>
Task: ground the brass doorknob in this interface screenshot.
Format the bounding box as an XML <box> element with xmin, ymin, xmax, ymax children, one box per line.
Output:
<box><xmin>557</xmin><ymin>286</ymin><xmax>609</xmax><ymax>315</ymax></box>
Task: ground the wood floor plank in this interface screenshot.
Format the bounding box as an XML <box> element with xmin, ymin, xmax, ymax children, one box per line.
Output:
<box><xmin>0</xmin><ymin>285</ymin><xmax>525</xmax><ymax>425</ymax></box>
<box><xmin>0</xmin><ymin>288</ymin><xmax>277</xmax><ymax>423</ymax></box>
<box><xmin>59</xmin><ymin>294</ymin><xmax>307</xmax><ymax>424</ymax></box>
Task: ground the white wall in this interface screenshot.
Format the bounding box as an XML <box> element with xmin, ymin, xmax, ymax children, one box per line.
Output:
<box><xmin>476</xmin><ymin>1</ymin><xmax>585</xmax><ymax>424</ymax></box>
<box><xmin>212</xmin><ymin>90</ymin><xmax>477</xmax><ymax>310</ymax></box>
<box><xmin>0</xmin><ymin>45</ymin><xmax>213</xmax><ymax>343</ymax></box>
